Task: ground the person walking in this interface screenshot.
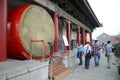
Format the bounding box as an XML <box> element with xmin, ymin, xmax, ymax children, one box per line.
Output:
<box><xmin>77</xmin><ymin>43</ymin><xmax>83</xmax><ymax>65</ymax></box>
<box><xmin>106</xmin><ymin>41</ymin><xmax>113</xmax><ymax>69</ymax></box>
<box><xmin>92</xmin><ymin>40</ymin><xmax>101</xmax><ymax>67</ymax></box>
<box><xmin>83</xmin><ymin>42</ymin><xmax>92</xmax><ymax>69</ymax></box>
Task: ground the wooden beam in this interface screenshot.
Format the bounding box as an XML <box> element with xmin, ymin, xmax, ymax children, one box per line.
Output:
<box><xmin>34</xmin><ymin>0</ymin><xmax>91</xmax><ymax>32</ymax></box>
<box><xmin>55</xmin><ymin>6</ymin><xmax>91</xmax><ymax>32</ymax></box>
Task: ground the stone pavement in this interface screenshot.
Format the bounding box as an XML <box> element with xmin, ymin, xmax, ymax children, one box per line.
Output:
<box><xmin>60</xmin><ymin>53</ymin><xmax>120</xmax><ymax>80</ymax></box>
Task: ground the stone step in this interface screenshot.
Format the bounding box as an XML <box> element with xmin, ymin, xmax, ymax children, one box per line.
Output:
<box><xmin>48</xmin><ymin>62</ymin><xmax>61</xmax><ymax>68</ymax></box>
<box><xmin>48</xmin><ymin>60</ymin><xmax>70</xmax><ymax>80</ymax></box>
<box><xmin>54</xmin><ymin>68</ymin><xmax>70</xmax><ymax>80</ymax></box>
<box><xmin>48</xmin><ymin>63</ymin><xmax>64</xmax><ymax>70</ymax></box>
<box><xmin>52</xmin><ymin>67</ymin><xmax>69</xmax><ymax>76</ymax></box>
<box><xmin>48</xmin><ymin>63</ymin><xmax>65</xmax><ymax>74</ymax></box>
<box><xmin>49</xmin><ymin>67</ymin><xmax>70</xmax><ymax>80</ymax></box>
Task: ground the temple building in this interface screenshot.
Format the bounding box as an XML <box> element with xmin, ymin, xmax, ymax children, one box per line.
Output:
<box><xmin>0</xmin><ymin>0</ymin><xmax>100</xmax><ymax>80</ymax></box>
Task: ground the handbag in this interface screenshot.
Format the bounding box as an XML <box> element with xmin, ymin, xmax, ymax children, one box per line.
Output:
<box><xmin>85</xmin><ymin>46</ymin><xmax>91</xmax><ymax>58</ymax></box>
<box><xmin>105</xmin><ymin>53</ymin><xmax>107</xmax><ymax>57</ymax></box>
<box><xmin>86</xmin><ymin>51</ymin><xmax>91</xmax><ymax>58</ymax></box>
<box><xmin>77</xmin><ymin>51</ymin><xmax>82</xmax><ymax>58</ymax></box>
<box><xmin>91</xmin><ymin>50</ymin><xmax>94</xmax><ymax>57</ymax></box>
<box><xmin>77</xmin><ymin>51</ymin><xmax>80</xmax><ymax>58</ymax></box>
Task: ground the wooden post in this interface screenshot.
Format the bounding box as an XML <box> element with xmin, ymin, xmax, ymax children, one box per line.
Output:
<box><xmin>77</xmin><ymin>27</ymin><xmax>80</xmax><ymax>46</ymax></box>
<box><xmin>82</xmin><ymin>28</ymin><xmax>85</xmax><ymax>45</ymax></box>
<box><xmin>52</xmin><ymin>12</ymin><xmax>59</xmax><ymax>52</ymax></box>
<box><xmin>66</xmin><ymin>20</ymin><xmax>71</xmax><ymax>51</ymax></box>
<box><xmin>0</xmin><ymin>0</ymin><xmax>7</xmax><ymax>61</ymax></box>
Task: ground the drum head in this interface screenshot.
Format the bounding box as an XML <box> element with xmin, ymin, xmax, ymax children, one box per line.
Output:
<box><xmin>19</xmin><ymin>5</ymin><xmax>55</xmax><ymax>57</ymax></box>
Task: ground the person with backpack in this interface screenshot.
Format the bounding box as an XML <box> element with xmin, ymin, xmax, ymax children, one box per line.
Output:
<box><xmin>106</xmin><ymin>41</ymin><xmax>114</xmax><ymax>69</ymax></box>
<box><xmin>77</xmin><ymin>43</ymin><xmax>83</xmax><ymax>65</ymax></box>
<box><xmin>83</xmin><ymin>42</ymin><xmax>92</xmax><ymax>69</ymax></box>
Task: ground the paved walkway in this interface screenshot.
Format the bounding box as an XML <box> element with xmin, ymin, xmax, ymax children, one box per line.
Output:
<box><xmin>60</xmin><ymin>53</ymin><xmax>120</xmax><ymax>80</ymax></box>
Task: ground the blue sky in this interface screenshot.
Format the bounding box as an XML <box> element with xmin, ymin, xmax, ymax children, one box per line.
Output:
<box><xmin>88</xmin><ymin>0</ymin><xmax>120</xmax><ymax>39</ymax></box>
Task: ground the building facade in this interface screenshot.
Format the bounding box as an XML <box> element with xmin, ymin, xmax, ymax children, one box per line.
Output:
<box><xmin>97</xmin><ymin>32</ymin><xmax>120</xmax><ymax>45</ymax></box>
<box><xmin>0</xmin><ymin>0</ymin><xmax>100</xmax><ymax>80</ymax></box>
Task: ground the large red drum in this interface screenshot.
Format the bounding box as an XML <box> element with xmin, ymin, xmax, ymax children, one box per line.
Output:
<box><xmin>7</xmin><ymin>4</ymin><xmax>55</xmax><ymax>59</ymax></box>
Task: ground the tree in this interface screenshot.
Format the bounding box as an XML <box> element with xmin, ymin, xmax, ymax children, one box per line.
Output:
<box><xmin>114</xmin><ymin>40</ymin><xmax>120</xmax><ymax>75</ymax></box>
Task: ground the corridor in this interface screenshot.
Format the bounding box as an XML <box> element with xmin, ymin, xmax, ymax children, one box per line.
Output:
<box><xmin>60</xmin><ymin>52</ymin><xmax>120</xmax><ymax>80</ymax></box>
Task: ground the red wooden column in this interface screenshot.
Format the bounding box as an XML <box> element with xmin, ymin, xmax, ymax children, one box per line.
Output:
<box><xmin>0</xmin><ymin>0</ymin><xmax>7</xmax><ymax>61</ymax></box>
<box><xmin>77</xmin><ymin>27</ymin><xmax>80</xmax><ymax>46</ymax></box>
<box><xmin>66</xmin><ymin>20</ymin><xmax>71</xmax><ymax>51</ymax></box>
<box><xmin>89</xmin><ymin>32</ymin><xmax>92</xmax><ymax>46</ymax></box>
<box><xmin>52</xmin><ymin>12</ymin><xmax>59</xmax><ymax>52</ymax></box>
<box><xmin>82</xmin><ymin>28</ymin><xmax>85</xmax><ymax>45</ymax></box>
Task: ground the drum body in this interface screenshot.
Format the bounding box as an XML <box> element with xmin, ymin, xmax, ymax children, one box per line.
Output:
<box><xmin>7</xmin><ymin>4</ymin><xmax>55</xmax><ymax>59</ymax></box>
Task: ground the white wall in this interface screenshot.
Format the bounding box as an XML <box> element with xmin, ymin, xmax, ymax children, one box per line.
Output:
<box><xmin>86</xmin><ymin>33</ymin><xmax>90</xmax><ymax>42</ymax></box>
<box><xmin>71</xmin><ymin>31</ymin><xmax>77</xmax><ymax>40</ymax></box>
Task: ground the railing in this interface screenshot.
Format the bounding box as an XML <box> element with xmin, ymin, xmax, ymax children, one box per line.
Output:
<box><xmin>30</xmin><ymin>40</ymin><xmax>46</xmax><ymax>62</ymax></box>
<box><xmin>30</xmin><ymin>40</ymin><xmax>69</xmax><ymax>80</ymax></box>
